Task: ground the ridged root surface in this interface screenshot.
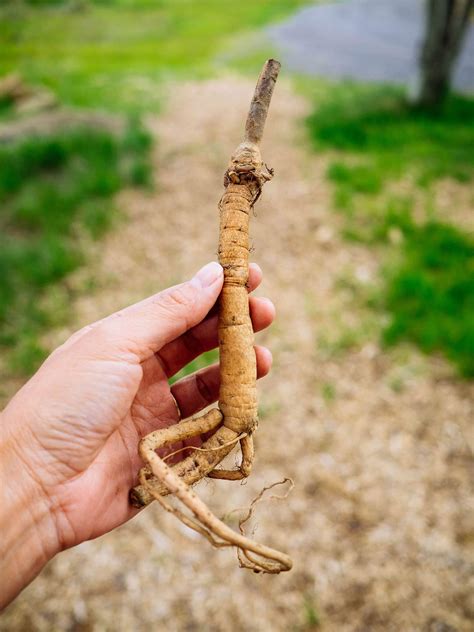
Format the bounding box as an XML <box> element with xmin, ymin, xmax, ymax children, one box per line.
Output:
<box><xmin>130</xmin><ymin>59</ymin><xmax>292</xmax><ymax>574</ymax></box>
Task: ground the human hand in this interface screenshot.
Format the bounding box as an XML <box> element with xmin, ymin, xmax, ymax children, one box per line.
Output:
<box><xmin>0</xmin><ymin>262</ymin><xmax>274</xmax><ymax>607</ymax></box>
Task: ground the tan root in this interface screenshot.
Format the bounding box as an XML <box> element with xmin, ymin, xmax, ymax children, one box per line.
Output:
<box><xmin>130</xmin><ymin>59</ymin><xmax>292</xmax><ymax>573</ymax></box>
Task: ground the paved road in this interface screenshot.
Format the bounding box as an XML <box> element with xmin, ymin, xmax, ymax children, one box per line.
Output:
<box><xmin>268</xmin><ymin>0</ymin><xmax>474</xmax><ymax>93</ymax></box>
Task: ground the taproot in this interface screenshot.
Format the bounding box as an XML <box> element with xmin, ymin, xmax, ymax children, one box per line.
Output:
<box><xmin>130</xmin><ymin>60</ymin><xmax>292</xmax><ymax>574</ymax></box>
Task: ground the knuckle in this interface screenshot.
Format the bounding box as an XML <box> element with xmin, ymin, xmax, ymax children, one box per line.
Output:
<box><xmin>158</xmin><ymin>283</ymin><xmax>197</xmax><ymax>312</ymax></box>
<box><xmin>94</xmin><ymin>321</ymin><xmax>119</xmax><ymax>346</ymax></box>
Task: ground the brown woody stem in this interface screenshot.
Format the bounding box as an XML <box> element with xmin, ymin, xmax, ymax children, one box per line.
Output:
<box><xmin>245</xmin><ymin>59</ymin><xmax>281</xmax><ymax>144</ymax></box>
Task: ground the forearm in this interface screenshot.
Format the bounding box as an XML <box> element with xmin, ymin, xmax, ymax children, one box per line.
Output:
<box><xmin>0</xmin><ymin>415</ymin><xmax>59</xmax><ymax>610</ymax></box>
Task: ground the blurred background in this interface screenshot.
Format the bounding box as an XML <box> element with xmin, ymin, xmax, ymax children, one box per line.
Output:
<box><xmin>0</xmin><ymin>0</ymin><xmax>473</xmax><ymax>630</ymax></box>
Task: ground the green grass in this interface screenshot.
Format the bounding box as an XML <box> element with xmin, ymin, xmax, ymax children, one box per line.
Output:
<box><xmin>327</xmin><ymin>161</ymin><xmax>383</xmax><ymax>196</ymax></box>
<box><xmin>339</xmin><ymin>194</ymin><xmax>414</xmax><ymax>243</ymax></box>
<box><xmin>382</xmin><ymin>221</ymin><xmax>474</xmax><ymax>378</ymax></box>
<box><xmin>0</xmin><ymin>120</ymin><xmax>151</xmax><ymax>374</ymax></box>
<box><xmin>169</xmin><ymin>349</ymin><xmax>219</xmax><ymax>386</ymax></box>
<box><xmin>307</xmin><ymin>83</ymin><xmax>474</xmax><ymax>376</ymax></box>
<box><xmin>321</xmin><ymin>382</ymin><xmax>336</xmax><ymax>404</ymax></box>
<box><xmin>302</xmin><ymin>594</ymin><xmax>321</xmax><ymax>630</ymax></box>
<box><xmin>308</xmin><ymin>83</ymin><xmax>474</xmax><ymax>187</ymax></box>
<box><xmin>1</xmin><ymin>0</ymin><xmax>311</xmax><ymax>112</ymax></box>
<box><xmin>0</xmin><ymin>0</ymin><xmax>314</xmax><ymax>380</ymax></box>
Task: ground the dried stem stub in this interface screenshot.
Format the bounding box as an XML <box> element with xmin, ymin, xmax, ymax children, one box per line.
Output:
<box><xmin>130</xmin><ymin>60</ymin><xmax>292</xmax><ymax>573</ymax></box>
<box><xmin>245</xmin><ymin>58</ymin><xmax>281</xmax><ymax>144</ymax></box>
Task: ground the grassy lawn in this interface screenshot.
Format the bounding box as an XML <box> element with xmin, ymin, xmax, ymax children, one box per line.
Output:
<box><xmin>382</xmin><ymin>221</ymin><xmax>474</xmax><ymax>377</ymax></box>
<box><xmin>1</xmin><ymin>0</ymin><xmax>311</xmax><ymax>113</ymax></box>
<box><xmin>5</xmin><ymin>2</ymin><xmax>472</xmax><ymax>380</ymax></box>
<box><xmin>309</xmin><ymin>84</ymin><xmax>473</xmax><ymax>189</ymax></box>
<box><xmin>307</xmin><ymin>83</ymin><xmax>474</xmax><ymax>377</ymax></box>
<box><xmin>0</xmin><ymin>121</ymin><xmax>151</xmax><ymax>374</ymax></box>
<box><xmin>0</xmin><ymin>0</ymin><xmax>312</xmax><ymax>378</ymax></box>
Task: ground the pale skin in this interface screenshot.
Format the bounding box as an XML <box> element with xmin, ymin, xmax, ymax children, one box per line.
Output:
<box><xmin>0</xmin><ymin>261</ymin><xmax>275</xmax><ymax>610</ymax></box>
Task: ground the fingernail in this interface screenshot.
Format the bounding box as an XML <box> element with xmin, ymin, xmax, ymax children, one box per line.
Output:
<box><xmin>193</xmin><ymin>262</ymin><xmax>223</xmax><ymax>288</ymax></box>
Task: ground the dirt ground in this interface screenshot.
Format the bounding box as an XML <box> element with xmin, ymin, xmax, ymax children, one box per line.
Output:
<box><xmin>1</xmin><ymin>77</ymin><xmax>473</xmax><ymax>631</ymax></box>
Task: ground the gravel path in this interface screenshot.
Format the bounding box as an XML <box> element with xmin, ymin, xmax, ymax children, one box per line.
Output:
<box><xmin>268</xmin><ymin>0</ymin><xmax>474</xmax><ymax>92</ymax></box>
<box><xmin>2</xmin><ymin>77</ymin><xmax>473</xmax><ymax>631</ymax></box>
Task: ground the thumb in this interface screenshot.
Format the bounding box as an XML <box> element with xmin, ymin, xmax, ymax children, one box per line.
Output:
<box><xmin>81</xmin><ymin>262</ymin><xmax>223</xmax><ymax>361</ymax></box>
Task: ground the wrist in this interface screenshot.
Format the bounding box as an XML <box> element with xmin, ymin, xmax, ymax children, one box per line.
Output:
<box><xmin>0</xmin><ymin>411</ymin><xmax>60</xmax><ymax>609</ymax></box>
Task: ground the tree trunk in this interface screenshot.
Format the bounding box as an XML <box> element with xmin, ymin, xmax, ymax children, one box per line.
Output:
<box><xmin>411</xmin><ymin>0</ymin><xmax>473</xmax><ymax>107</ymax></box>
